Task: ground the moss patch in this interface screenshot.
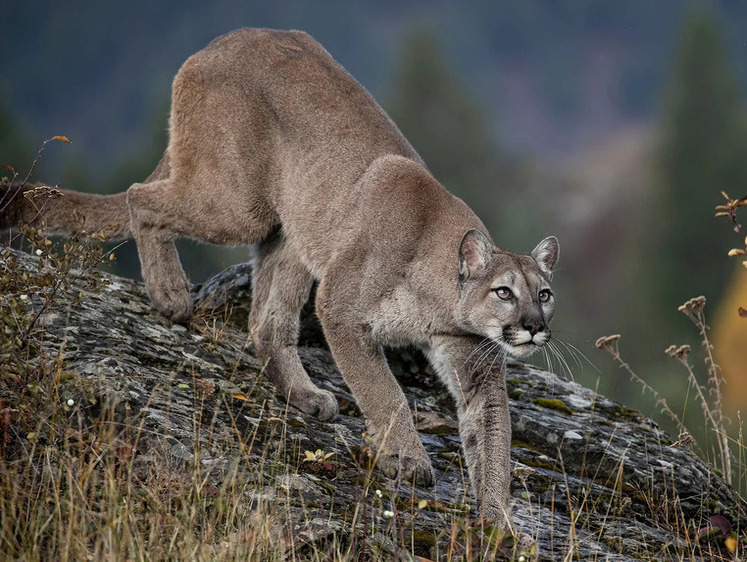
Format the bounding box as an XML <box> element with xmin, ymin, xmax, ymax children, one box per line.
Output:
<box><xmin>407</xmin><ymin>530</ymin><xmax>436</xmax><ymax>557</ymax></box>
<box><xmin>523</xmin><ymin>457</ymin><xmax>557</xmax><ymax>471</ymax></box>
<box><xmin>534</xmin><ymin>398</ymin><xmax>575</xmax><ymax>416</ymax></box>
<box><xmin>511</xmin><ymin>439</ymin><xmax>540</xmax><ymax>452</ymax></box>
<box><xmin>606</xmin><ymin>405</ymin><xmax>641</xmax><ymax>421</ymax></box>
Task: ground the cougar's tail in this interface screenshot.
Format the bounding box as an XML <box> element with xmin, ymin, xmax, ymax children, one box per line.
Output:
<box><xmin>0</xmin><ymin>183</ymin><xmax>132</xmax><ymax>240</ymax></box>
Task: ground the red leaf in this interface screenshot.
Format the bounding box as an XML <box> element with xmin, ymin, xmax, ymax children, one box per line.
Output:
<box><xmin>115</xmin><ymin>444</ymin><xmax>136</xmax><ymax>461</ymax></box>
<box><xmin>709</xmin><ymin>515</ymin><xmax>732</xmax><ymax>536</ymax></box>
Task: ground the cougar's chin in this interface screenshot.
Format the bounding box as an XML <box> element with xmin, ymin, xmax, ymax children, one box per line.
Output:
<box><xmin>502</xmin><ymin>341</ymin><xmax>541</xmax><ymax>358</ymax></box>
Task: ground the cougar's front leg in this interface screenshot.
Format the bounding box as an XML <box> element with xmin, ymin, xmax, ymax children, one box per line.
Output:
<box><xmin>249</xmin><ymin>233</ymin><xmax>338</xmax><ymax>421</ymax></box>
<box><xmin>316</xmin><ymin>276</ymin><xmax>434</xmax><ymax>486</ymax></box>
<box><xmin>425</xmin><ymin>335</ymin><xmax>512</xmax><ymax>526</ymax></box>
<box><xmin>127</xmin><ymin>181</ymin><xmax>193</xmax><ymax>323</ymax></box>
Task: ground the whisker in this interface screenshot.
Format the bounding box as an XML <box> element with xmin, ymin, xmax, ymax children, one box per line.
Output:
<box><xmin>548</xmin><ymin>340</ymin><xmax>574</xmax><ymax>380</ymax></box>
<box><xmin>470</xmin><ymin>340</ymin><xmax>501</xmax><ymax>376</ymax></box>
<box><xmin>553</xmin><ymin>338</ymin><xmax>583</xmax><ymax>369</ymax></box>
<box><xmin>485</xmin><ymin>343</ymin><xmax>505</xmax><ymax>377</ymax></box>
<box><xmin>541</xmin><ymin>346</ymin><xmax>551</xmax><ymax>373</ymax></box>
<box><xmin>543</xmin><ymin>342</ymin><xmax>555</xmax><ymax>373</ymax></box>
<box><xmin>462</xmin><ymin>337</ymin><xmax>494</xmax><ymax>368</ymax></box>
<box><xmin>499</xmin><ymin>346</ymin><xmax>509</xmax><ymax>374</ymax></box>
<box><xmin>553</xmin><ymin>337</ymin><xmax>599</xmax><ymax>372</ymax></box>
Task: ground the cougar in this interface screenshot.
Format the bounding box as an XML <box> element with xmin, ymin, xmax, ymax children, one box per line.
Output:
<box><xmin>1</xmin><ymin>28</ymin><xmax>558</xmax><ymax>525</ymax></box>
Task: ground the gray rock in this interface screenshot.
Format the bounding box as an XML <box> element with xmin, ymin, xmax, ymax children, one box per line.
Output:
<box><xmin>12</xmin><ymin>250</ymin><xmax>745</xmax><ymax>560</ymax></box>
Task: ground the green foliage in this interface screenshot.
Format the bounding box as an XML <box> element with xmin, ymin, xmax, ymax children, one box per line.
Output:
<box><xmin>658</xmin><ymin>6</ymin><xmax>747</xmax><ymax>319</ymax></box>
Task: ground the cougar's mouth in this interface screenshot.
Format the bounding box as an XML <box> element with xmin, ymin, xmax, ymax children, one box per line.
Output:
<box><xmin>506</xmin><ymin>341</ymin><xmax>541</xmax><ymax>358</ymax></box>
<box><xmin>499</xmin><ymin>326</ymin><xmax>550</xmax><ymax>358</ymax></box>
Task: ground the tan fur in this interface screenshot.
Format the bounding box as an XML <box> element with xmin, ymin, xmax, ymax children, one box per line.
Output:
<box><xmin>1</xmin><ymin>29</ymin><xmax>560</xmax><ymax>525</ymax></box>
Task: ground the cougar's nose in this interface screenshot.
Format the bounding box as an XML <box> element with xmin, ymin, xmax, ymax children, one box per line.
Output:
<box><xmin>522</xmin><ymin>318</ymin><xmax>545</xmax><ymax>336</ymax></box>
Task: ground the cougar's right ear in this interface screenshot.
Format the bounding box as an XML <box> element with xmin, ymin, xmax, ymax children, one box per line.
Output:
<box><xmin>458</xmin><ymin>229</ymin><xmax>493</xmax><ymax>283</ymax></box>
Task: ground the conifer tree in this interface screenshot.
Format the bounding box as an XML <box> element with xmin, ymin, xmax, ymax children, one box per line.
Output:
<box><xmin>385</xmin><ymin>28</ymin><xmax>501</xmax><ymax>226</ymax></box>
<box><xmin>659</xmin><ymin>6</ymin><xmax>747</xmax><ymax>315</ymax></box>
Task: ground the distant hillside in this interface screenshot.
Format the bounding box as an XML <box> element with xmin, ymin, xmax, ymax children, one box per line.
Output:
<box><xmin>3</xmin><ymin>1</ymin><xmax>747</xmax><ymax>178</ymax></box>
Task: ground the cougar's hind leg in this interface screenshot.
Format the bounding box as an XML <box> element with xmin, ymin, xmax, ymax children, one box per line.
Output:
<box><xmin>127</xmin><ymin>179</ymin><xmax>194</xmax><ymax>323</ymax></box>
<box><xmin>249</xmin><ymin>231</ymin><xmax>338</xmax><ymax>421</ymax></box>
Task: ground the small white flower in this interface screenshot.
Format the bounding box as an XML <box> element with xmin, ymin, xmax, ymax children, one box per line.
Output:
<box><xmin>375</xmin><ymin>489</ymin><xmax>383</xmax><ymax>498</ymax></box>
<box><xmin>35</xmin><ymin>249</ymin><xmax>42</xmax><ymax>256</ymax></box>
<box><xmin>383</xmin><ymin>510</ymin><xmax>394</xmax><ymax>518</ymax></box>
<box><xmin>518</xmin><ymin>557</ymin><xmax>527</xmax><ymax>562</ymax></box>
<box><xmin>66</xmin><ymin>399</ymin><xmax>74</xmax><ymax>407</ymax></box>
<box><xmin>19</xmin><ymin>294</ymin><xmax>28</xmax><ymax>301</ymax></box>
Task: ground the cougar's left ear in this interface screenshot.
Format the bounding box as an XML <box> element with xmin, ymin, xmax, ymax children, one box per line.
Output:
<box><xmin>531</xmin><ymin>236</ymin><xmax>559</xmax><ymax>278</ymax></box>
<box><xmin>459</xmin><ymin>229</ymin><xmax>493</xmax><ymax>283</ymax></box>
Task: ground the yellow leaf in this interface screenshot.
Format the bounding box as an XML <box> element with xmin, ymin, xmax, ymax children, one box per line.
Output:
<box><xmin>303</xmin><ymin>451</ymin><xmax>317</xmax><ymax>461</ymax></box>
<box><xmin>50</xmin><ymin>135</ymin><xmax>71</xmax><ymax>143</ymax></box>
<box><xmin>725</xmin><ymin>536</ymin><xmax>737</xmax><ymax>553</ymax></box>
<box><xmin>728</xmin><ymin>248</ymin><xmax>745</xmax><ymax>257</ymax></box>
<box><xmin>418</xmin><ymin>499</ymin><xmax>428</xmax><ymax>509</ymax></box>
<box><xmin>231</xmin><ymin>393</ymin><xmax>248</xmax><ymax>401</ymax></box>
<box><xmin>715</xmin><ymin>212</ymin><xmax>730</xmax><ymax>217</ymax></box>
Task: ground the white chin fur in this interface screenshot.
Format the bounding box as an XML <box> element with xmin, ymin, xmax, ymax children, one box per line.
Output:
<box><xmin>503</xmin><ymin>342</ymin><xmax>540</xmax><ymax>358</ymax></box>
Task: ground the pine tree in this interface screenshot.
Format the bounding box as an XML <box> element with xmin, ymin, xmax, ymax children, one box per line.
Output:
<box><xmin>0</xmin><ymin>98</ymin><xmax>31</xmax><ymax>174</ymax></box>
<box><xmin>659</xmin><ymin>6</ymin><xmax>747</xmax><ymax>317</ymax></box>
<box><xmin>385</xmin><ymin>28</ymin><xmax>501</xmax><ymax>227</ymax></box>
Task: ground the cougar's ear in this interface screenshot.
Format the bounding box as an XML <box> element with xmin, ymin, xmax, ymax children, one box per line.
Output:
<box><xmin>531</xmin><ymin>236</ymin><xmax>559</xmax><ymax>278</ymax></box>
<box><xmin>458</xmin><ymin>229</ymin><xmax>493</xmax><ymax>282</ymax></box>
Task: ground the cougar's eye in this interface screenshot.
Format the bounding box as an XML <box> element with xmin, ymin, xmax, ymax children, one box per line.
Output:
<box><xmin>494</xmin><ymin>287</ymin><xmax>513</xmax><ymax>300</ymax></box>
<box><xmin>539</xmin><ymin>289</ymin><xmax>552</xmax><ymax>303</ymax></box>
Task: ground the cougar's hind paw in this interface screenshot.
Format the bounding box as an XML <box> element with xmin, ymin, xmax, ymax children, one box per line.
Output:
<box><xmin>151</xmin><ymin>286</ymin><xmax>194</xmax><ymax>324</ymax></box>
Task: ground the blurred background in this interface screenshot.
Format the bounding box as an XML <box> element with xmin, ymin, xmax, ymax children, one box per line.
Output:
<box><xmin>2</xmin><ymin>2</ymin><xmax>747</xmax><ymax>447</ymax></box>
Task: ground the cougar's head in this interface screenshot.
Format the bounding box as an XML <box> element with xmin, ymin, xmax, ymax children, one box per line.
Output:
<box><xmin>456</xmin><ymin>229</ymin><xmax>559</xmax><ymax>358</ymax></box>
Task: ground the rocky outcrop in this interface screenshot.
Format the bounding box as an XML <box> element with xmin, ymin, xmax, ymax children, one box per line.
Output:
<box><xmin>8</xmin><ymin>250</ymin><xmax>745</xmax><ymax>560</ymax></box>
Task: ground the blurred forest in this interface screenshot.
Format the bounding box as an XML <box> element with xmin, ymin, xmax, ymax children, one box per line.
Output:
<box><xmin>2</xmin><ymin>1</ymin><xmax>747</xmax><ymax>438</ymax></box>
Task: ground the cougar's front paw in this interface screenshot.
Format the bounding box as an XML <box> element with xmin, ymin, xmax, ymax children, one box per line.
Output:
<box><xmin>151</xmin><ymin>286</ymin><xmax>193</xmax><ymax>324</ymax></box>
<box><xmin>377</xmin><ymin>450</ymin><xmax>435</xmax><ymax>487</ymax></box>
<box><xmin>291</xmin><ymin>387</ymin><xmax>339</xmax><ymax>421</ymax></box>
<box><xmin>479</xmin><ymin>499</ymin><xmax>512</xmax><ymax>529</ymax></box>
